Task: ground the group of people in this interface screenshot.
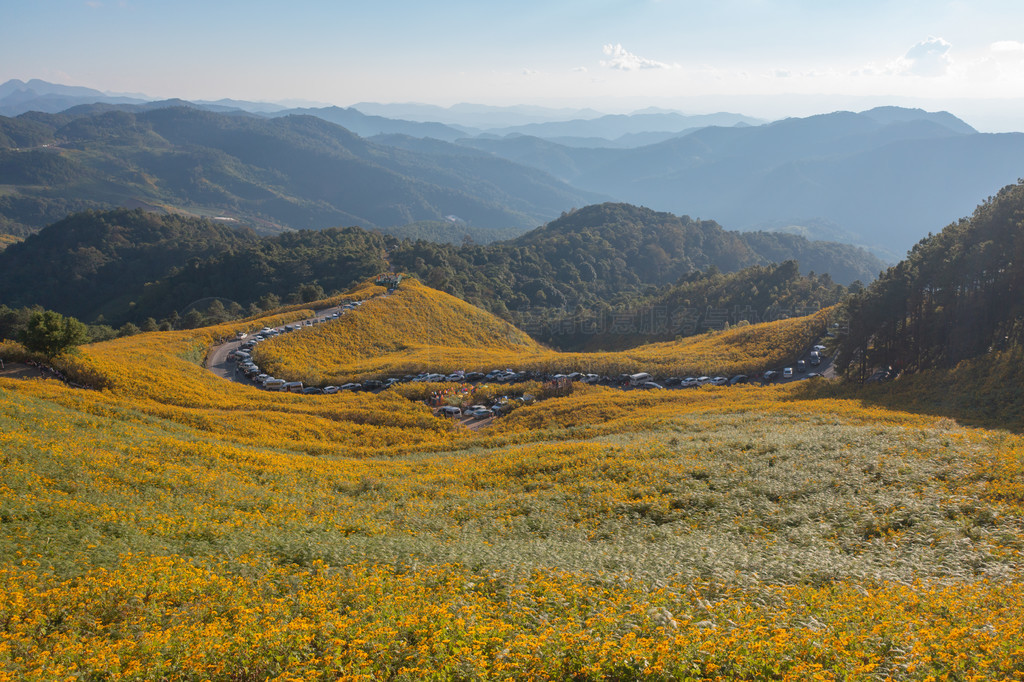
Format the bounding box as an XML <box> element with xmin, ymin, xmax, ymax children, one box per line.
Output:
<box><xmin>428</xmin><ymin>384</ymin><xmax>475</xmax><ymax>407</ymax></box>
<box><xmin>17</xmin><ymin>359</ymin><xmax>92</xmax><ymax>390</ymax></box>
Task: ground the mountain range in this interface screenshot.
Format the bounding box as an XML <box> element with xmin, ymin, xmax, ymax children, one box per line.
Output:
<box><xmin>0</xmin><ymin>104</ymin><xmax>601</xmax><ymax>235</ymax></box>
<box><xmin>2</xmin><ymin>79</ymin><xmax>1024</xmax><ymax>259</ymax></box>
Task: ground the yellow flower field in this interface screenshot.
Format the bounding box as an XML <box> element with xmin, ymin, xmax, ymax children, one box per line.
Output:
<box><xmin>1</xmin><ymin>279</ymin><xmax>1023</xmax><ymax>679</ymax></box>
<box><xmin>254</xmin><ymin>277</ymin><xmax>830</xmax><ymax>382</ymax></box>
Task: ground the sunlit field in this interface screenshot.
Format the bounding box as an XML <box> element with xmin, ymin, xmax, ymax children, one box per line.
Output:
<box><xmin>254</xmin><ymin>277</ymin><xmax>832</xmax><ymax>382</ymax></box>
<box><xmin>1</xmin><ymin>282</ymin><xmax>1023</xmax><ymax>679</ymax></box>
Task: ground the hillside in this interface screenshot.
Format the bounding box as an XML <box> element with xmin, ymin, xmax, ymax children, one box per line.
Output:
<box><xmin>838</xmin><ymin>179</ymin><xmax>1024</xmax><ymax>377</ymax></box>
<box><xmin>254</xmin><ymin>276</ymin><xmax>831</xmax><ymax>381</ymax></box>
<box><xmin>0</xmin><ymin>105</ymin><xmax>600</xmax><ymax>235</ymax></box>
<box><xmin>2</xmin><ymin>276</ymin><xmax>1024</xmax><ymax>678</ymax></box>
<box><xmin>388</xmin><ymin>203</ymin><xmax>883</xmax><ymax>329</ymax></box>
<box><xmin>460</xmin><ymin>107</ymin><xmax>1024</xmax><ymax>256</ymax></box>
<box><xmin>0</xmin><ymin>209</ymin><xmax>258</xmax><ymax>322</ymax></box>
<box><xmin>0</xmin><ymin>205</ymin><xmax>880</xmax><ymax>332</ymax></box>
<box><xmin>0</xmin><ymin>209</ymin><xmax>391</xmax><ymax>325</ymax></box>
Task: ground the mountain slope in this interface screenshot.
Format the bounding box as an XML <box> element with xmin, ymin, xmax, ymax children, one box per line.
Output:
<box><xmin>460</xmin><ymin>107</ymin><xmax>1016</xmax><ymax>256</ymax></box>
<box><xmin>0</xmin><ymin>105</ymin><xmax>601</xmax><ymax>235</ymax></box>
<box><xmin>838</xmin><ymin>179</ymin><xmax>1024</xmax><ymax>376</ymax></box>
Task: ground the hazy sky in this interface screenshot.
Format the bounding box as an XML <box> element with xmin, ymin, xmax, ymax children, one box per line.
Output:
<box><xmin>5</xmin><ymin>0</ymin><xmax>1024</xmax><ymax>130</ymax></box>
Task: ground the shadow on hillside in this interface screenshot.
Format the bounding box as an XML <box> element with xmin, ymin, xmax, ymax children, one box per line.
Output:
<box><xmin>784</xmin><ymin>377</ymin><xmax>1024</xmax><ymax>435</ymax></box>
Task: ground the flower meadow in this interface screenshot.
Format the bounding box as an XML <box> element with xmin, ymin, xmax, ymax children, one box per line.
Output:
<box><xmin>254</xmin><ymin>278</ymin><xmax>831</xmax><ymax>383</ymax></box>
<box><xmin>2</xmin><ymin>286</ymin><xmax>1024</xmax><ymax>679</ymax></box>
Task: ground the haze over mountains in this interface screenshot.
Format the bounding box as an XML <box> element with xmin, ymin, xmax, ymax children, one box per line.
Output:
<box><xmin>2</xmin><ymin>78</ymin><xmax>1024</xmax><ymax>260</ymax></box>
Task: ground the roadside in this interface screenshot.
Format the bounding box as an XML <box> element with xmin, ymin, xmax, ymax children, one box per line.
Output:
<box><xmin>0</xmin><ymin>361</ymin><xmax>46</xmax><ymax>380</ymax></box>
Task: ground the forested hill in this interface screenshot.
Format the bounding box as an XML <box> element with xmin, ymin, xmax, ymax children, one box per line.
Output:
<box><xmin>0</xmin><ymin>205</ymin><xmax>880</xmax><ymax>333</ymax></box>
<box><xmin>0</xmin><ymin>209</ymin><xmax>388</xmax><ymax>325</ymax></box>
<box><xmin>390</xmin><ymin>203</ymin><xmax>883</xmax><ymax>313</ymax></box>
<box><xmin>0</xmin><ymin>105</ymin><xmax>601</xmax><ymax>235</ymax></box>
<box><xmin>837</xmin><ymin>180</ymin><xmax>1024</xmax><ymax>376</ymax></box>
<box><xmin>0</xmin><ymin>209</ymin><xmax>257</xmax><ymax>321</ymax></box>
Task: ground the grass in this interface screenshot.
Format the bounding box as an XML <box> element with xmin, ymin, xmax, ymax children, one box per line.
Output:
<box><xmin>1</xmin><ymin>279</ymin><xmax>1023</xmax><ymax>679</ymax></box>
<box><xmin>255</xmin><ymin>276</ymin><xmax>830</xmax><ymax>382</ymax></box>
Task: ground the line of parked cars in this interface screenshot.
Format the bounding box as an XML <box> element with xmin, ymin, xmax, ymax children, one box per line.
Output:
<box><xmin>229</xmin><ymin>317</ymin><xmax>830</xmax><ymax>400</ymax></box>
<box><xmin>227</xmin><ymin>301</ymin><xmax>366</xmax><ymax>393</ymax></box>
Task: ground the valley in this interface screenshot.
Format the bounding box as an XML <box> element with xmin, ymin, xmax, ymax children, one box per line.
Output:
<box><xmin>2</xmin><ymin>80</ymin><xmax>1024</xmax><ymax>680</ymax></box>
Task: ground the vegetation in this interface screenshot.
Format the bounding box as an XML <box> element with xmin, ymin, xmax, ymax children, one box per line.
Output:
<box><xmin>0</xmin><ymin>209</ymin><xmax>388</xmax><ymax>326</ymax></box>
<box><xmin>1</xmin><ymin>283</ymin><xmax>1023</xmax><ymax>678</ymax></box>
<box><xmin>17</xmin><ymin>309</ymin><xmax>88</xmax><ymax>360</ymax></box>
<box><xmin>838</xmin><ymin>180</ymin><xmax>1024</xmax><ymax>378</ymax></box>
<box><xmin>0</xmin><ymin>105</ymin><xmax>596</xmax><ymax>236</ymax></box>
<box><xmin>0</xmin><ymin>204</ymin><xmax>878</xmax><ymax>343</ymax></box>
<box><xmin>254</xmin><ymin>277</ymin><xmax>830</xmax><ymax>383</ymax></box>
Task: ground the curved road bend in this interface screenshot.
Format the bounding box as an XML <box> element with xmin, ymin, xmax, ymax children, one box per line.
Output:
<box><xmin>206</xmin><ymin>305</ymin><xmax>343</xmax><ymax>385</ymax></box>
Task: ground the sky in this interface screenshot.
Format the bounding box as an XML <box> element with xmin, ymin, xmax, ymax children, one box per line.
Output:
<box><xmin>4</xmin><ymin>0</ymin><xmax>1024</xmax><ymax>131</ymax></box>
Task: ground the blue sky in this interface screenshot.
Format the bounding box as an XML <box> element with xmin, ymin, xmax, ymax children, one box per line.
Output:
<box><xmin>4</xmin><ymin>0</ymin><xmax>1024</xmax><ymax>130</ymax></box>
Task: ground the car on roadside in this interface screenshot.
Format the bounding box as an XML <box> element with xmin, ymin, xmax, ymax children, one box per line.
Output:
<box><xmin>783</xmin><ymin>367</ymin><xmax>794</xmax><ymax>378</ymax></box>
<box><xmin>709</xmin><ymin>376</ymin><xmax>729</xmax><ymax>386</ymax></box>
<box><xmin>322</xmin><ymin>385</ymin><xmax>340</xmax><ymax>394</ymax></box>
<box><xmin>436</xmin><ymin>406</ymin><xmax>462</xmax><ymax>418</ymax></box>
<box><xmin>637</xmin><ymin>381</ymin><xmax>664</xmax><ymax>390</ymax></box>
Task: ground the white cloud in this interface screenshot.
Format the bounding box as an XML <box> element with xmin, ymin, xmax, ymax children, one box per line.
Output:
<box><xmin>522</xmin><ymin>68</ymin><xmax>537</xmax><ymax>76</ymax></box>
<box><xmin>600</xmin><ymin>44</ymin><xmax>676</xmax><ymax>71</ymax></box>
<box><xmin>571</xmin><ymin>66</ymin><xmax>588</xmax><ymax>73</ymax></box>
<box><xmin>991</xmin><ymin>40</ymin><xmax>1024</xmax><ymax>53</ymax></box>
<box><xmin>889</xmin><ymin>37</ymin><xmax>953</xmax><ymax>77</ymax></box>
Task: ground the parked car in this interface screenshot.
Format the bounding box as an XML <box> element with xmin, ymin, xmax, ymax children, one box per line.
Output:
<box><xmin>322</xmin><ymin>385</ymin><xmax>340</xmax><ymax>394</ymax></box>
<box><xmin>710</xmin><ymin>376</ymin><xmax>729</xmax><ymax>386</ymax></box>
<box><xmin>637</xmin><ymin>381</ymin><xmax>664</xmax><ymax>390</ymax></box>
<box><xmin>783</xmin><ymin>367</ymin><xmax>794</xmax><ymax>378</ymax></box>
<box><xmin>467</xmin><ymin>407</ymin><xmax>493</xmax><ymax>419</ymax></box>
<box><xmin>437</xmin><ymin>406</ymin><xmax>462</xmax><ymax>418</ymax></box>
<box><xmin>797</xmin><ymin>360</ymin><xmax>806</xmax><ymax>372</ymax></box>
<box><xmin>729</xmin><ymin>375</ymin><xmax>749</xmax><ymax>386</ymax></box>
<box><xmin>264</xmin><ymin>378</ymin><xmax>286</xmax><ymax>391</ymax></box>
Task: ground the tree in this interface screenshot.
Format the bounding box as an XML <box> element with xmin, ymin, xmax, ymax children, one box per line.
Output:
<box><xmin>19</xmin><ymin>310</ymin><xmax>89</xmax><ymax>360</ymax></box>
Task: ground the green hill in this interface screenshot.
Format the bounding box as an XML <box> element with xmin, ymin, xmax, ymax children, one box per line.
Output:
<box><xmin>838</xmin><ymin>180</ymin><xmax>1024</xmax><ymax>376</ymax></box>
<box><xmin>0</xmin><ymin>105</ymin><xmax>600</xmax><ymax>235</ymax></box>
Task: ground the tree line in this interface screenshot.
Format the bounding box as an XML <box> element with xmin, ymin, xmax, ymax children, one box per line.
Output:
<box><xmin>836</xmin><ymin>180</ymin><xmax>1024</xmax><ymax>378</ymax></box>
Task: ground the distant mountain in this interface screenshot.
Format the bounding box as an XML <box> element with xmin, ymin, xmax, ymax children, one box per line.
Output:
<box><xmin>460</xmin><ymin>107</ymin><xmax>1020</xmax><ymax>256</ymax></box>
<box><xmin>0</xmin><ymin>78</ymin><xmax>147</xmax><ymax>116</ymax></box>
<box><xmin>272</xmin><ymin>106</ymin><xmax>466</xmax><ymax>141</ymax></box>
<box><xmin>481</xmin><ymin>111</ymin><xmax>764</xmax><ymax>141</ymax></box>
<box><xmin>0</xmin><ymin>105</ymin><xmax>602</xmax><ymax>235</ymax></box>
<box><xmin>351</xmin><ymin>102</ymin><xmax>605</xmax><ymax>130</ymax></box>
